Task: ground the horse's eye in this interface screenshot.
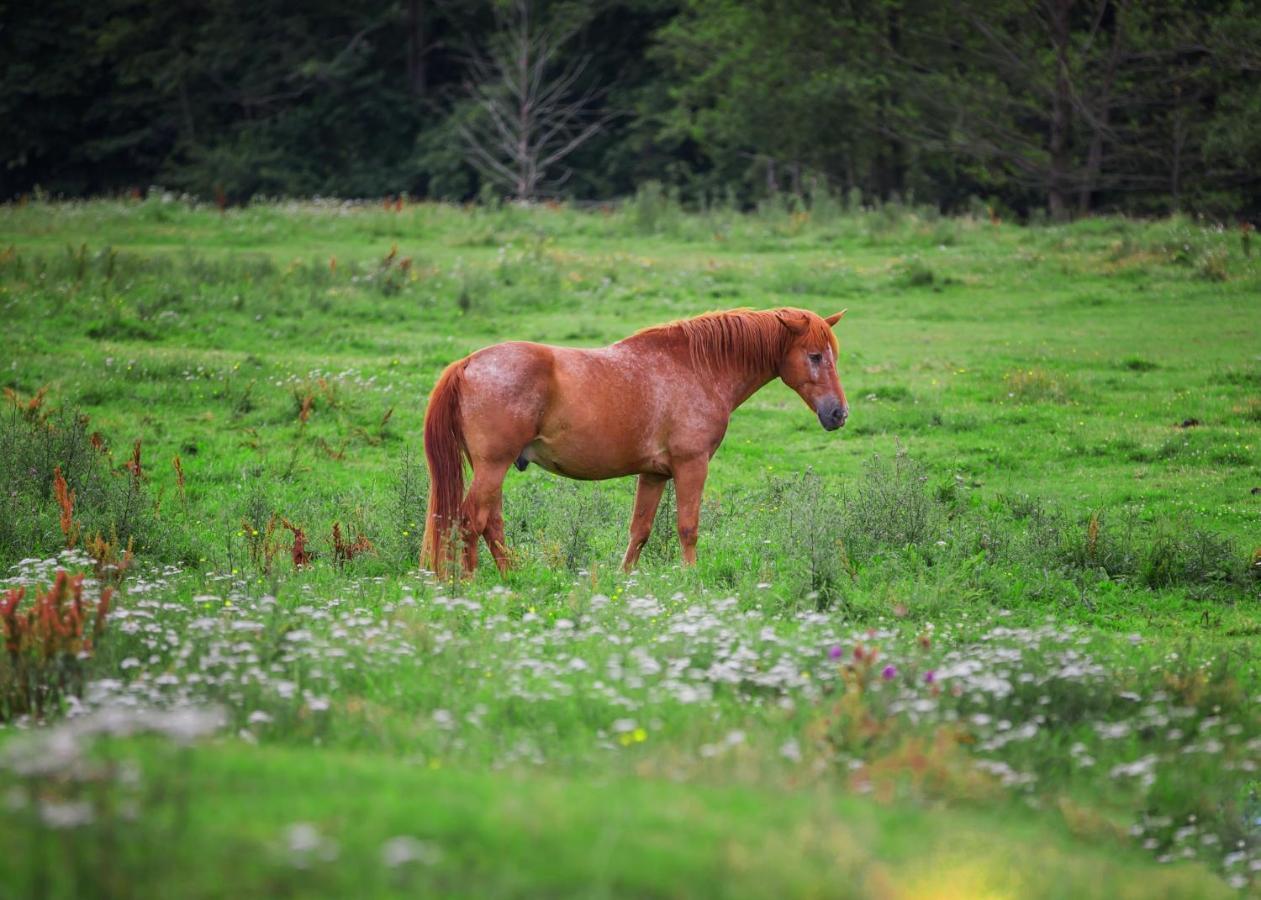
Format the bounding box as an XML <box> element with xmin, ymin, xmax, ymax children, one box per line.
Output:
<box><xmin>808</xmin><ymin>352</ymin><xmax>823</xmax><ymax>364</ymax></box>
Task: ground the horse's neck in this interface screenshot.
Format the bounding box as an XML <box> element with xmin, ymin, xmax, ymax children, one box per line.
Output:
<box><xmin>721</xmin><ymin>362</ymin><xmax>777</xmax><ymax>410</ymax></box>
<box><xmin>678</xmin><ymin>336</ymin><xmax>780</xmax><ymax>410</ymax></box>
<box><xmin>622</xmin><ymin>326</ymin><xmax>779</xmax><ymax>411</ymax></box>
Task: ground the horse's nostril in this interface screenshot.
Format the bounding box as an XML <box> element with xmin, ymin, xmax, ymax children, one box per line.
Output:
<box><xmin>819</xmin><ymin>403</ymin><xmax>847</xmax><ymax>431</ymax></box>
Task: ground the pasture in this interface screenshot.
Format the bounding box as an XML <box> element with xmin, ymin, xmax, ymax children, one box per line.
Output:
<box><xmin>1</xmin><ymin>197</ymin><xmax>1258</xmax><ymax>897</ymax></box>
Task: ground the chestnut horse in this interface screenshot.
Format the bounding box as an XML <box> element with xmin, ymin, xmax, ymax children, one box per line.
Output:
<box><xmin>421</xmin><ymin>307</ymin><xmax>849</xmax><ymax>577</ymax></box>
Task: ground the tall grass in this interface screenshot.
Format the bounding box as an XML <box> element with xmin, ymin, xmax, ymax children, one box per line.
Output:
<box><xmin>0</xmin><ymin>406</ymin><xmax>169</xmax><ymax>564</ymax></box>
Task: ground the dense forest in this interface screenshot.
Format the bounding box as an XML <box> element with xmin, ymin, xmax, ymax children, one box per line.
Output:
<box><xmin>3</xmin><ymin>0</ymin><xmax>1258</xmax><ymax>218</ymax></box>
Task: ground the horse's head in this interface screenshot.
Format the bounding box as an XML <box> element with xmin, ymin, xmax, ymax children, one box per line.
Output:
<box><xmin>776</xmin><ymin>308</ymin><xmax>849</xmax><ymax>431</ymax></box>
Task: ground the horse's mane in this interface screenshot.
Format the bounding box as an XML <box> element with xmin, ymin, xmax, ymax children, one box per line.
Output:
<box><xmin>624</xmin><ymin>308</ymin><xmax>837</xmax><ymax>373</ymax></box>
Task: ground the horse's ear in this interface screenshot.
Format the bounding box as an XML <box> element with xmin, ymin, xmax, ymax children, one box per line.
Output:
<box><xmin>825</xmin><ymin>309</ymin><xmax>848</xmax><ymax>328</ymax></box>
<box><xmin>775</xmin><ymin>309</ymin><xmax>810</xmax><ymax>334</ymax></box>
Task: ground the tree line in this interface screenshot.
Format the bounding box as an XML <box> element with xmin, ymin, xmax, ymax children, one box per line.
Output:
<box><xmin>2</xmin><ymin>0</ymin><xmax>1258</xmax><ymax>218</ymax></box>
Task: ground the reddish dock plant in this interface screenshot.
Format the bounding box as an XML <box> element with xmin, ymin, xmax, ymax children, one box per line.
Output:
<box><xmin>332</xmin><ymin>522</ymin><xmax>373</xmax><ymax>568</ymax></box>
<box><xmin>1</xmin><ymin>571</ymin><xmax>113</xmax><ymax>720</ymax></box>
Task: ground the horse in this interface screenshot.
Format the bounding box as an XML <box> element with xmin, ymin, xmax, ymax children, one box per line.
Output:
<box><xmin>420</xmin><ymin>306</ymin><xmax>849</xmax><ymax>578</ymax></box>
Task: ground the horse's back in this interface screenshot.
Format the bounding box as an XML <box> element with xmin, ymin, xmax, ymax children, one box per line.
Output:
<box><xmin>456</xmin><ymin>338</ymin><xmax>701</xmax><ymax>478</ymax></box>
<box><xmin>463</xmin><ymin>340</ymin><xmax>648</xmax><ymax>398</ymax></box>
<box><xmin>462</xmin><ymin>341</ymin><xmax>555</xmax><ymax>394</ymax></box>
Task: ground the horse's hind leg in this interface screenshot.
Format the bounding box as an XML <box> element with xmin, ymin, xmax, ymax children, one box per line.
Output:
<box><xmin>461</xmin><ymin>458</ymin><xmax>511</xmax><ymax>576</ymax></box>
<box><xmin>483</xmin><ymin>496</ymin><xmax>510</xmax><ymax>575</ymax></box>
<box><xmin>621</xmin><ymin>474</ymin><xmax>667</xmax><ymax>572</ymax></box>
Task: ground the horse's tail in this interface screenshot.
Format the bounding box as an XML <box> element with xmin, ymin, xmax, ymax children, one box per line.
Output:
<box><xmin>421</xmin><ymin>361</ymin><xmax>468</xmax><ymax>577</ymax></box>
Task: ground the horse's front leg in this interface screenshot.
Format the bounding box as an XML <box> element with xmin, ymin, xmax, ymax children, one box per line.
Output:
<box><xmin>672</xmin><ymin>457</ymin><xmax>709</xmax><ymax>566</ymax></box>
<box><xmin>622</xmin><ymin>474</ymin><xmax>668</xmax><ymax>572</ymax></box>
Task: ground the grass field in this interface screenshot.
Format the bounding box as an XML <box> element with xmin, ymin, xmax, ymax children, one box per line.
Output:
<box><xmin>1</xmin><ymin>197</ymin><xmax>1258</xmax><ymax>897</ymax></box>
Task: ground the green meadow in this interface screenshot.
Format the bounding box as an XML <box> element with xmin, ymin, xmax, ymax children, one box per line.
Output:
<box><xmin>0</xmin><ymin>197</ymin><xmax>1258</xmax><ymax>897</ymax></box>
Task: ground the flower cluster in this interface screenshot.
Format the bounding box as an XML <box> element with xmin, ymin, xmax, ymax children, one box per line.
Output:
<box><xmin>5</xmin><ymin>553</ymin><xmax>1255</xmax><ymax>888</ymax></box>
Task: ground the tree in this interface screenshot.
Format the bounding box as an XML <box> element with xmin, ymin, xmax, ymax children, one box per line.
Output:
<box><xmin>458</xmin><ymin>0</ymin><xmax>612</xmax><ymax>200</ymax></box>
<box><xmin>656</xmin><ymin>0</ymin><xmax>901</xmax><ymax>202</ymax></box>
<box><xmin>886</xmin><ymin>0</ymin><xmax>1107</xmax><ymax>220</ymax></box>
<box><xmin>0</xmin><ymin>0</ymin><xmax>128</xmax><ymax>196</ymax></box>
<box><xmin>97</xmin><ymin>0</ymin><xmax>423</xmax><ymax>200</ymax></box>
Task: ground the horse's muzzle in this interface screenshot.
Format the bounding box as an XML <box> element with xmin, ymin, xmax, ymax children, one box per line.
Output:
<box><xmin>818</xmin><ymin>400</ymin><xmax>849</xmax><ymax>431</ymax></box>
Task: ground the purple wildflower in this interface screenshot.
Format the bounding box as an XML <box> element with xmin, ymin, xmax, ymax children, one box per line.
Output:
<box><xmin>827</xmin><ymin>645</ymin><xmax>843</xmax><ymax>661</ymax></box>
<box><xmin>923</xmin><ymin>670</ymin><xmax>936</xmax><ymax>684</ymax></box>
<box><xmin>881</xmin><ymin>664</ymin><xmax>897</xmax><ymax>680</ymax></box>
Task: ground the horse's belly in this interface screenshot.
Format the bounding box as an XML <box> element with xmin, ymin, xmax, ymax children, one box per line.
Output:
<box><xmin>514</xmin><ymin>344</ymin><xmax>686</xmax><ymax>480</ymax></box>
<box><xmin>523</xmin><ymin>430</ymin><xmax>664</xmax><ymax>481</ymax></box>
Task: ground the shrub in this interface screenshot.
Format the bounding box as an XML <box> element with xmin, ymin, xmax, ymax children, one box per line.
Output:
<box><xmin>929</xmin><ymin>220</ymin><xmax>959</xmax><ymax>246</ymax></box>
<box><xmin>806</xmin><ymin>178</ymin><xmax>845</xmax><ymax>225</ymax></box>
<box><xmin>627</xmin><ymin>181</ymin><xmax>681</xmax><ymax>236</ymax></box>
<box><xmin>756</xmin><ymin>452</ymin><xmax>1253</xmax><ymax>601</ymax></box>
<box><xmin>0</xmin><ymin>405</ymin><xmax>164</xmax><ymax>566</ymax></box>
<box><xmin>1195</xmin><ymin>247</ymin><xmax>1229</xmax><ymax>282</ymax></box>
<box><xmin>843</xmin><ymin>448</ymin><xmax>941</xmax><ymax>554</ymax></box>
<box><xmin>1238</xmin><ymin>398</ymin><xmax>1261</xmax><ymax>423</ymax></box>
<box><xmin>1140</xmin><ymin>527</ymin><xmax>1239</xmax><ymax>589</ymax></box>
<box><xmin>385</xmin><ymin>448</ymin><xmax>428</xmax><ymax>569</ymax></box>
<box><xmin>1002</xmin><ymin>367</ymin><xmax>1071</xmax><ymax>403</ymax></box>
<box><xmin>770</xmin><ymin>469</ymin><xmax>848</xmax><ymax>606</ymax></box>
<box><xmin>865</xmin><ymin>384</ymin><xmax>912</xmax><ymax>403</ymax></box>
<box><xmin>1057</xmin><ymin>512</ymin><xmax>1142</xmax><ymax>580</ymax></box>
<box><xmin>892</xmin><ymin>257</ymin><xmax>937</xmax><ymax>288</ymax></box>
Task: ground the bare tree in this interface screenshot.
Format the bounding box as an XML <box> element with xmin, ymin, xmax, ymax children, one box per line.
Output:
<box><xmin>405</xmin><ymin>0</ymin><xmax>430</xmax><ymax>98</ymax></box>
<box><xmin>1046</xmin><ymin>0</ymin><xmax>1073</xmax><ymax>221</ymax></box>
<box><xmin>458</xmin><ymin>0</ymin><xmax>610</xmax><ymax>200</ymax></box>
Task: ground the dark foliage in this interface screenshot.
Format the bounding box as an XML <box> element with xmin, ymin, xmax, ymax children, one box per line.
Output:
<box><xmin>1</xmin><ymin>0</ymin><xmax>1258</xmax><ymax>216</ymax></box>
